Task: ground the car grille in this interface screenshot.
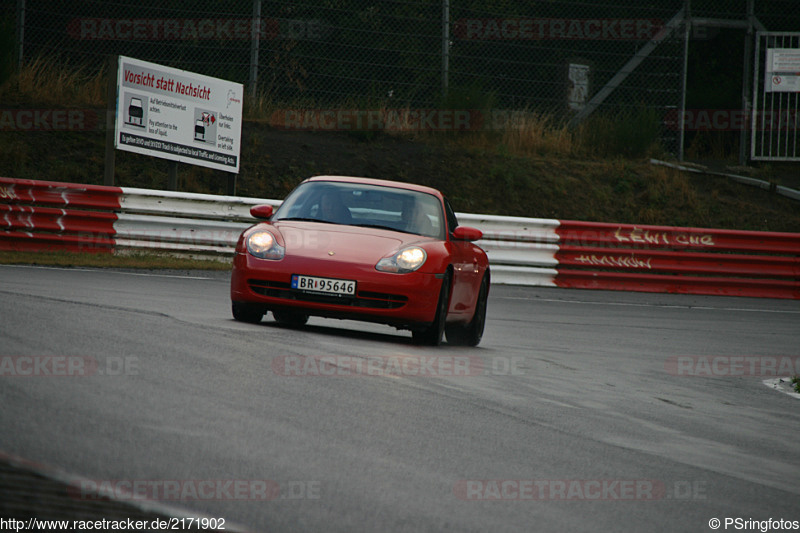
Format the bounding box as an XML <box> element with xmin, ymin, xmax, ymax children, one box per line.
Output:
<box><xmin>248</xmin><ymin>279</ymin><xmax>408</xmax><ymax>309</ymax></box>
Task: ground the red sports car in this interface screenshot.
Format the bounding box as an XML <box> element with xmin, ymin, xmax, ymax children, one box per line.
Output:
<box><xmin>230</xmin><ymin>176</ymin><xmax>490</xmax><ymax>346</ymax></box>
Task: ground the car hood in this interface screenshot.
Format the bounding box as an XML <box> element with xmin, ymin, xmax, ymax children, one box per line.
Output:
<box><xmin>271</xmin><ymin>221</ymin><xmax>432</xmax><ymax>262</ymax></box>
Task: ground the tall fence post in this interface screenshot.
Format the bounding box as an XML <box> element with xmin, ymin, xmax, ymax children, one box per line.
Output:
<box><xmin>16</xmin><ymin>0</ymin><xmax>25</xmax><ymax>71</ymax></box>
<box><xmin>739</xmin><ymin>0</ymin><xmax>755</xmax><ymax>166</ymax></box>
<box><xmin>168</xmin><ymin>162</ymin><xmax>178</xmax><ymax>191</ymax></box>
<box><xmin>678</xmin><ymin>0</ymin><xmax>691</xmax><ymax>161</ymax></box>
<box><xmin>441</xmin><ymin>0</ymin><xmax>450</xmax><ymax>99</ymax></box>
<box><xmin>248</xmin><ymin>0</ymin><xmax>262</xmax><ymax>100</ymax></box>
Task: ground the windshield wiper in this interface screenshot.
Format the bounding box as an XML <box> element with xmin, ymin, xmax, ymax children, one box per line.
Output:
<box><xmin>353</xmin><ymin>223</ymin><xmax>405</xmax><ymax>233</ymax></box>
<box><xmin>278</xmin><ymin>217</ymin><xmax>339</xmax><ymax>224</ymax></box>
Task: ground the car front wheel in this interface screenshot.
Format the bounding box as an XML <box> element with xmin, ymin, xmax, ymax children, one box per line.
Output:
<box><xmin>446</xmin><ymin>272</ymin><xmax>489</xmax><ymax>347</ymax></box>
<box><xmin>412</xmin><ymin>272</ymin><xmax>451</xmax><ymax>346</ymax></box>
<box><xmin>232</xmin><ymin>301</ymin><xmax>266</xmax><ymax>324</ymax></box>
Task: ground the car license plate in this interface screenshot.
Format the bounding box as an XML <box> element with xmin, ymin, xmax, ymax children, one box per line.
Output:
<box><xmin>291</xmin><ymin>275</ymin><xmax>356</xmax><ymax>296</ymax></box>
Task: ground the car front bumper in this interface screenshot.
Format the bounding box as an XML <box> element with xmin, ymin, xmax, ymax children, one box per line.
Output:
<box><xmin>230</xmin><ymin>252</ymin><xmax>444</xmax><ymax>328</ymax></box>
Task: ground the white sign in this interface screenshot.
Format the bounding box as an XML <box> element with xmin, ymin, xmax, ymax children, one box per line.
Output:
<box><xmin>769</xmin><ymin>74</ymin><xmax>800</xmax><ymax>92</ymax></box>
<box><xmin>765</xmin><ymin>49</ymin><xmax>800</xmax><ymax>93</ymax></box>
<box><xmin>115</xmin><ymin>56</ymin><xmax>244</xmax><ymax>172</ymax></box>
<box><xmin>568</xmin><ymin>63</ymin><xmax>590</xmax><ymax>111</ymax></box>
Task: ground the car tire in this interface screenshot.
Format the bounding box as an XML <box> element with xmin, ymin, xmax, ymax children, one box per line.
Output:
<box><xmin>272</xmin><ymin>309</ymin><xmax>309</xmax><ymax>327</ymax></box>
<box><xmin>446</xmin><ymin>272</ymin><xmax>489</xmax><ymax>347</ymax></box>
<box><xmin>232</xmin><ymin>301</ymin><xmax>265</xmax><ymax>324</ymax></box>
<box><xmin>412</xmin><ymin>272</ymin><xmax>451</xmax><ymax>346</ymax></box>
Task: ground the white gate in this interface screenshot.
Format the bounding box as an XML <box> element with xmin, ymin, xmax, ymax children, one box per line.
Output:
<box><xmin>751</xmin><ymin>32</ymin><xmax>800</xmax><ymax>161</ymax></box>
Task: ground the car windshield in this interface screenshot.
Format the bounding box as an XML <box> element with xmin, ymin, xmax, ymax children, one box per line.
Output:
<box><xmin>273</xmin><ymin>180</ymin><xmax>445</xmax><ymax>239</ymax></box>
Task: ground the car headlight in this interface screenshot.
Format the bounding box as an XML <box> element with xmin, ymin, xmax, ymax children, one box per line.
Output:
<box><xmin>376</xmin><ymin>247</ymin><xmax>427</xmax><ymax>273</ymax></box>
<box><xmin>246</xmin><ymin>230</ymin><xmax>285</xmax><ymax>260</ymax></box>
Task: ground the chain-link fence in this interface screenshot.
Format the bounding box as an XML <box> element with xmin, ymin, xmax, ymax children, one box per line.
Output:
<box><xmin>12</xmin><ymin>0</ymin><xmax>800</xmax><ymax>156</ymax></box>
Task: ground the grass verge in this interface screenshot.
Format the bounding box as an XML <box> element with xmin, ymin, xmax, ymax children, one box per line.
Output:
<box><xmin>0</xmin><ymin>251</ymin><xmax>232</xmax><ymax>270</ymax></box>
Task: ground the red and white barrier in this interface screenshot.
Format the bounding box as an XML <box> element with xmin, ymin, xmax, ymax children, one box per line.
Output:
<box><xmin>0</xmin><ymin>177</ymin><xmax>267</xmax><ymax>255</ymax></box>
<box><xmin>0</xmin><ymin>178</ymin><xmax>122</xmax><ymax>253</ymax></box>
<box><xmin>2</xmin><ymin>177</ymin><xmax>799</xmax><ymax>299</ymax></box>
<box><xmin>550</xmin><ymin>221</ymin><xmax>800</xmax><ymax>298</ymax></box>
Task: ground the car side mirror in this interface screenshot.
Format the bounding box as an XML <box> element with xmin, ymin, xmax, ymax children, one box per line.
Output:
<box><xmin>250</xmin><ymin>205</ymin><xmax>274</xmax><ymax>219</ymax></box>
<box><xmin>452</xmin><ymin>226</ymin><xmax>482</xmax><ymax>241</ymax></box>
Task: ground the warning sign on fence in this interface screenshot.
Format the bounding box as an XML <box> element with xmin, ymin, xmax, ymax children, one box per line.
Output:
<box><xmin>114</xmin><ymin>56</ymin><xmax>243</xmax><ymax>172</ymax></box>
<box><xmin>766</xmin><ymin>49</ymin><xmax>800</xmax><ymax>93</ymax></box>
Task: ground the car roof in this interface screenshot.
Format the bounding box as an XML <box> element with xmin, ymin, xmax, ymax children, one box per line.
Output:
<box><xmin>305</xmin><ymin>175</ymin><xmax>443</xmax><ymax>198</ymax></box>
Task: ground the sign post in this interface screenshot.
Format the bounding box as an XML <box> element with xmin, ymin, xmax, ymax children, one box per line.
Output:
<box><xmin>104</xmin><ymin>55</ymin><xmax>118</xmax><ymax>186</ymax></box>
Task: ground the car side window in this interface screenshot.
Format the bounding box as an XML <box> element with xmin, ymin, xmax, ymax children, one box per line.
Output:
<box><xmin>444</xmin><ymin>198</ymin><xmax>459</xmax><ymax>235</ymax></box>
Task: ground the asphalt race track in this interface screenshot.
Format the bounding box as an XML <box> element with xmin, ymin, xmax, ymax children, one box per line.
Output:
<box><xmin>1</xmin><ymin>264</ymin><xmax>798</xmax><ymax>532</ymax></box>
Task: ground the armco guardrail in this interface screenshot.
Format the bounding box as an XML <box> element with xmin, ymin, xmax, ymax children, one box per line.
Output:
<box><xmin>0</xmin><ymin>177</ymin><xmax>277</xmax><ymax>255</ymax></box>
<box><xmin>2</xmin><ymin>177</ymin><xmax>798</xmax><ymax>299</ymax></box>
